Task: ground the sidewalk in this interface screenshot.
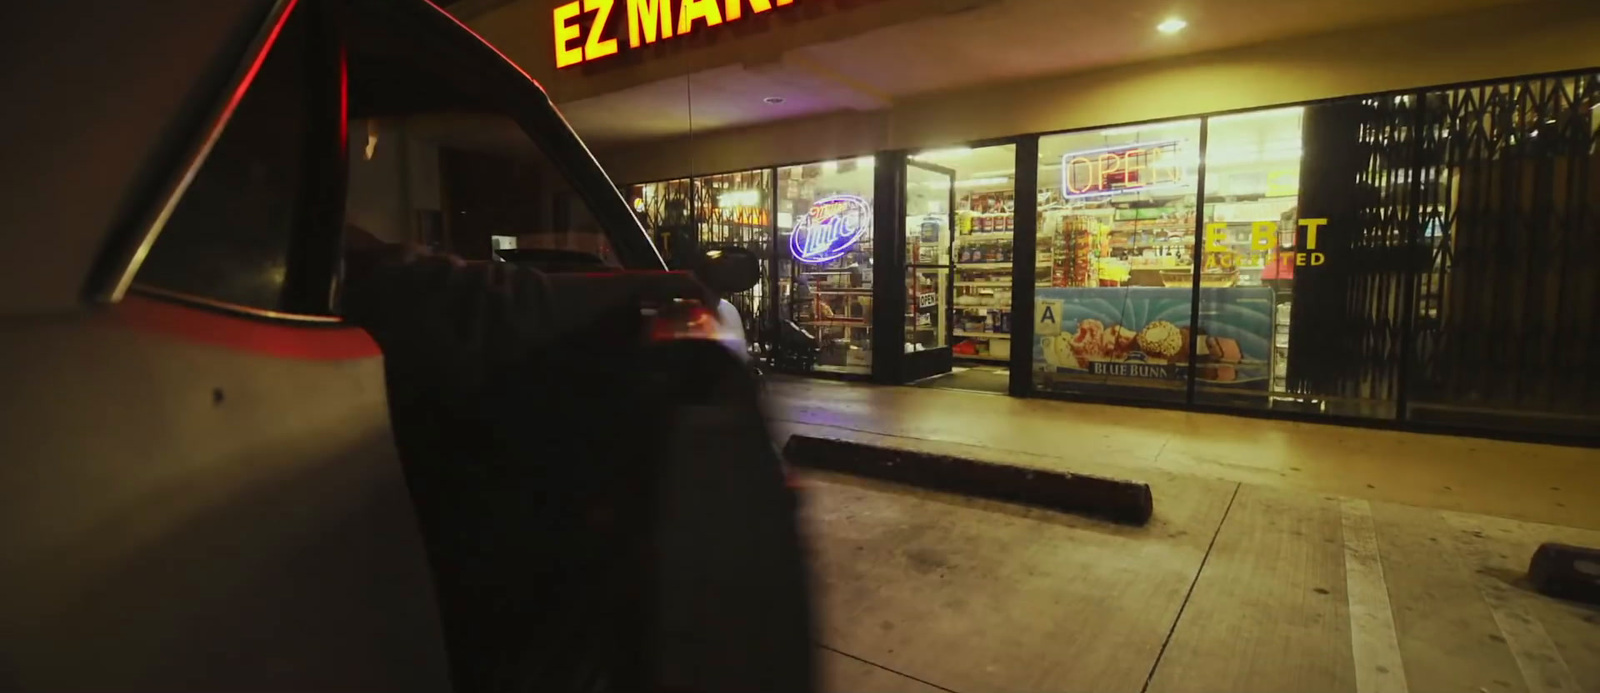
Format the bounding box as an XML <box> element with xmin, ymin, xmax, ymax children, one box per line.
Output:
<box><xmin>765</xmin><ymin>376</ymin><xmax>1600</xmax><ymax>530</ymax></box>
<box><xmin>768</xmin><ymin>377</ymin><xmax>1600</xmax><ymax>692</ymax></box>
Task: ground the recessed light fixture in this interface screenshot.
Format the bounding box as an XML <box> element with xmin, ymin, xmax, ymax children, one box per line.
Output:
<box><xmin>763</xmin><ymin>96</ymin><xmax>786</xmax><ymax>105</ymax></box>
<box><xmin>1157</xmin><ymin>17</ymin><xmax>1187</xmax><ymax>34</ymax></box>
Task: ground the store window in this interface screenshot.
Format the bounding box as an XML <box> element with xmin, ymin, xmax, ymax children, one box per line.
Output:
<box><xmin>777</xmin><ymin>157</ymin><xmax>877</xmax><ymax>375</ymax></box>
<box><xmin>1192</xmin><ymin>107</ymin><xmax>1305</xmax><ymax>408</ymax></box>
<box><xmin>693</xmin><ymin>169</ymin><xmax>774</xmax><ymax>349</ymax></box>
<box><xmin>628</xmin><ymin>178</ymin><xmax>692</xmax><ymax>266</ymax></box>
<box><xmin>1033</xmin><ymin>120</ymin><xmax>1203</xmax><ymax>403</ymax></box>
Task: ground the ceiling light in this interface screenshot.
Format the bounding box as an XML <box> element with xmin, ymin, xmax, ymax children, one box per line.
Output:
<box><xmin>1156</xmin><ymin>17</ymin><xmax>1187</xmax><ymax>34</ymax></box>
<box><xmin>763</xmin><ymin>96</ymin><xmax>786</xmax><ymax>105</ymax></box>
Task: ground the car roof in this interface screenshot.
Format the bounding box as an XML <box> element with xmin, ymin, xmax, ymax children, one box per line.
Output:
<box><xmin>0</xmin><ymin>0</ymin><xmax>276</xmax><ymax>316</ymax></box>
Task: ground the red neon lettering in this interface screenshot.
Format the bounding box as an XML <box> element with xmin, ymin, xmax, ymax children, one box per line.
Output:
<box><xmin>1122</xmin><ymin>148</ymin><xmax>1145</xmax><ymax>188</ymax></box>
<box><xmin>1066</xmin><ymin>156</ymin><xmax>1096</xmax><ymax>194</ymax></box>
<box><xmin>1158</xmin><ymin>147</ymin><xmax>1181</xmax><ymax>184</ymax></box>
<box><xmin>1098</xmin><ymin>153</ymin><xmax>1121</xmax><ymax>189</ymax></box>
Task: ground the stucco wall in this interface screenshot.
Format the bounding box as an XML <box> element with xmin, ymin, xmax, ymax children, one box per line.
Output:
<box><xmin>594</xmin><ymin>0</ymin><xmax>1600</xmax><ymax>184</ymax></box>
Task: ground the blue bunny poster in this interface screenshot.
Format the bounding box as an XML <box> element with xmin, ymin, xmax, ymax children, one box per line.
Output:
<box><xmin>1034</xmin><ymin>287</ymin><xmax>1275</xmax><ymax>389</ymax></box>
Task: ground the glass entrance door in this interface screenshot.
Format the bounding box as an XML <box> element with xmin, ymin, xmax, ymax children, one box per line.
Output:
<box><xmin>902</xmin><ymin>160</ymin><xmax>956</xmax><ymax>382</ymax></box>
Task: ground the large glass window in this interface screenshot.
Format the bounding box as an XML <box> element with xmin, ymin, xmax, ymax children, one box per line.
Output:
<box><xmin>694</xmin><ymin>169</ymin><xmax>774</xmax><ymax>349</ymax></box>
<box><xmin>777</xmin><ymin>157</ymin><xmax>877</xmax><ymax>375</ymax></box>
<box><xmin>1192</xmin><ymin>107</ymin><xmax>1305</xmax><ymax>408</ymax></box>
<box><xmin>627</xmin><ymin>178</ymin><xmax>692</xmax><ymax>266</ymax></box>
<box><xmin>1033</xmin><ymin>120</ymin><xmax>1203</xmax><ymax>403</ymax></box>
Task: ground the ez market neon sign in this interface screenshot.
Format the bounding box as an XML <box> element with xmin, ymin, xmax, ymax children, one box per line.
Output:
<box><xmin>554</xmin><ymin>0</ymin><xmax>797</xmax><ymax>69</ymax></box>
<box><xmin>790</xmin><ymin>195</ymin><xmax>871</xmax><ymax>264</ymax></box>
<box><xmin>1062</xmin><ymin>140</ymin><xmax>1186</xmax><ymax>199</ymax></box>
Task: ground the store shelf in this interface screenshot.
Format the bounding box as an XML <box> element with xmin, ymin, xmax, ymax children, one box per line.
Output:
<box><xmin>954</xmin><ymin>331</ymin><xmax>1010</xmax><ymax>339</ymax></box>
<box><xmin>957</xmin><ymin>232</ymin><xmax>1014</xmax><ymax>241</ymax></box>
<box><xmin>812</xmin><ymin>288</ymin><xmax>873</xmax><ymax>295</ymax></box>
<box><xmin>955</xmin><ymin>353</ymin><xmax>1010</xmax><ymax>362</ymax></box>
<box><xmin>956</xmin><ymin>261</ymin><xmax>1052</xmax><ymax>269</ymax></box>
<box><xmin>956</xmin><ymin>281</ymin><xmax>1011</xmax><ymax>287</ymax></box>
<box><xmin>801</xmin><ymin>320</ymin><xmax>870</xmax><ymax>328</ymax></box>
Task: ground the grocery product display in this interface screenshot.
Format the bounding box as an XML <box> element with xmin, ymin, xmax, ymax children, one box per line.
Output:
<box><xmin>952</xmin><ymin>189</ymin><xmax>1026</xmax><ymax>363</ymax></box>
<box><xmin>1032</xmin><ymin>111</ymin><xmax>1304</xmax><ymax>401</ymax></box>
<box><xmin>616</xmin><ymin>72</ymin><xmax>1600</xmax><ymax>441</ymax></box>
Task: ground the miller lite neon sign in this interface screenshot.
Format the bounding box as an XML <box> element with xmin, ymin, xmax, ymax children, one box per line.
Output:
<box><xmin>790</xmin><ymin>195</ymin><xmax>871</xmax><ymax>264</ymax></box>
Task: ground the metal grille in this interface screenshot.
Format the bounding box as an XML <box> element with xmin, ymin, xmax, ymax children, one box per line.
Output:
<box><xmin>629</xmin><ymin>179</ymin><xmax>693</xmax><ymax>267</ymax></box>
<box><xmin>694</xmin><ymin>170</ymin><xmax>776</xmax><ymax>354</ymax></box>
<box><xmin>1409</xmin><ymin>73</ymin><xmax>1600</xmax><ymax>421</ymax></box>
<box><xmin>1285</xmin><ymin>97</ymin><xmax>1419</xmax><ymax>412</ymax></box>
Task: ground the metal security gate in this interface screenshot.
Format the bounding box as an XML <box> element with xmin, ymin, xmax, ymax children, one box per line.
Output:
<box><xmin>1407</xmin><ymin>73</ymin><xmax>1600</xmax><ymax>432</ymax></box>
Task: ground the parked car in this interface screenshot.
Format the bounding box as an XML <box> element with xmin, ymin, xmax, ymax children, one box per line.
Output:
<box><xmin>0</xmin><ymin>0</ymin><xmax>812</xmax><ymax>690</ymax></box>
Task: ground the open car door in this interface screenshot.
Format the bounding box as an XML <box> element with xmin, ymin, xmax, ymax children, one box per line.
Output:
<box><xmin>0</xmin><ymin>0</ymin><xmax>451</xmax><ymax>689</ymax></box>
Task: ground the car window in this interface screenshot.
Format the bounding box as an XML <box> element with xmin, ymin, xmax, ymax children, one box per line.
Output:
<box><xmin>346</xmin><ymin>111</ymin><xmax>619</xmax><ymax>268</ymax></box>
<box><xmin>133</xmin><ymin>4</ymin><xmax>317</xmax><ymax>312</ymax></box>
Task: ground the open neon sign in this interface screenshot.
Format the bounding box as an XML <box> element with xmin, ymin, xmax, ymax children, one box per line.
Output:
<box><xmin>790</xmin><ymin>195</ymin><xmax>871</xmax><ymax>264</ymax></box>
<box><xmin>1061</xmin><ymin>140</ymin><xmax>1185</xmax><ymax>198</ymax></box>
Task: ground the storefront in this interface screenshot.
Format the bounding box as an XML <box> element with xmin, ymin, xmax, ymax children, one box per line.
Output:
<box><xmin>624</xmin><ymin>69</ymin><xmax>1600</xmax><ymax>444</ymax></box>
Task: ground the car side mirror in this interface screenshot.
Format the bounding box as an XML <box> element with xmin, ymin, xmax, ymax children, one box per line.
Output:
<box><xmin>695</xmin><ymin>246</ymin><xmax>761</xmax><ymax>296</ymax></box>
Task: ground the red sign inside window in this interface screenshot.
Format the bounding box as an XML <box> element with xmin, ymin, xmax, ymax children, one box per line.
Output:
<box><xmin>1061</xmin><ymin>140</ymin><xmax>1185</xmax><ymax>198</ymax></box>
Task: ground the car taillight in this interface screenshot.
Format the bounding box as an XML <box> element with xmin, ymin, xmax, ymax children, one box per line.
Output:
<box><xmin>645</xmin><ymin>299</ymin><xmax>721</xmax><ymax>343</ymax></box>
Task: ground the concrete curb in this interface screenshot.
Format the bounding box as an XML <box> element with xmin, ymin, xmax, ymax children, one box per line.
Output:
<box><xmin>1528</xmin><ymin>542</ymin><xmax>1600</xmax><ymax>605</ymax></box>
<box><xmin>782</xmin><ymin>435</ymin><xmax>1154</xmax><ymax>526</ymax></box>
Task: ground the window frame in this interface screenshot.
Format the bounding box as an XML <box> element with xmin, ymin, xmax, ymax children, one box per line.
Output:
<box><xmin>107</xmin><ymin>0</ymin><xmax>668</xmax><ymax>324</ymax></box>
<box><xmin>112</xmin><ymin>0</ymin><xmax>346</xmax><ymax>321</ymax></box>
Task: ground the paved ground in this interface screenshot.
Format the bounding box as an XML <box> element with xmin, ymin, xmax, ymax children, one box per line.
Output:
<box><xmin>766</xmin><ymin>378</ymin><xmax>1600</xmax><ymax>693</ymax></box>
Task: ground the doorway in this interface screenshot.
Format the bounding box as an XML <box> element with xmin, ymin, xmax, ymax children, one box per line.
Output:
<box><xmin>901</xmin><ymin>159</ymin><xmax>956</xmax><ymax>382</ymax></box>
<box><xmin>905</xmin><ymin>144</ymin><xmax>1019</xmax><ymax>394</ymax></box>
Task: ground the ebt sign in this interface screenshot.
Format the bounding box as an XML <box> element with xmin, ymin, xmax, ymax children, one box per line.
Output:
<box><xmin>790</xmin><ymin>195</ymin><xmax>871</xmax><ymax>264</ymax></box>
<box><xmin>554</xmin><ymin>0</ymin><xmax>797</xmax><ymax>69</ymax></box>
<box><xmin>1204</xmin><ymin>219</ymin><xmax>1330</xmax><ymax>268</ymax></box>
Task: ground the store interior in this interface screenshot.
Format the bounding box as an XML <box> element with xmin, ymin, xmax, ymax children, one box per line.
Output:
<box><xmin>778</xmin><ymin>157</ymin><xmax>878</xmax><ymax>374</ymax></box>
<box><xmin>694</xmin><ymin>170</ymin><xmax>774</xmax><ymax>348</ymax></box>
<box><xmin>1032</xmin><ymin>109</ymin><xmax>1303</xmax><ymax>406</ymax></box>
<box><xmin>905</xmin><ymin>144</ymin><xmax>1019</xmax><ymax>394</ymax></box>
<box><xmin>625</xmin><ymin>110</ymin><xmax>1306</xmax><ymax>399</ymax></box>
<box><xmin>617</xmin><ymin>73</ymin><xmax>1600</xmax><ymax>441</ymax></box>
